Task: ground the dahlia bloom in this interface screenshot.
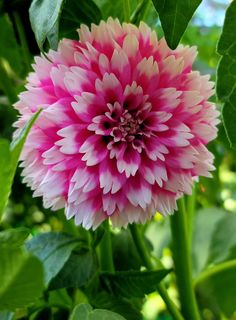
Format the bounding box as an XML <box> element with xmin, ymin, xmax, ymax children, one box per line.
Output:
<box><xmin>14</xmin><ymin>18</ymin><xmax>219</xmax><ymax>229</ymax></box>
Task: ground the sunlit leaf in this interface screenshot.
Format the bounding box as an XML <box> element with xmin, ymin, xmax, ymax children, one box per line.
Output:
<box><xmin>0</xmin><ymin>247</ymin><xmax>44</xmax><ymax>310</ymax></box>
<box><xmin>70</xmin><ymin>304</ymin><xmax>126</xmax><ymax>320</ymax></box>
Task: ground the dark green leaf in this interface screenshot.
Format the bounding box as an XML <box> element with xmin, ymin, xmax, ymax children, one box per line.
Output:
<box><xmin>59</xmin><ymin>0</ymin><xmax>102</xmax><ymax>41</ymax></box>
<box><xmin>101</xmin><ymin>269</ymin><xmax>170</xmax><ymax>298</ymax></box>
<box><xmin>152</xmin><ymin>0</ymin><xmax>202</xmax><ymax>49</ymax></box>
<box><xmin>49</xmin><ymin>251</ymin><xmax>97</xmax><ymax>290</ymax></box>
<box><xmin>70</xmin><ymin>303</ymin><xmax>126</xmax><ymax>320</ymax></box>
<box><xmin>112</xmin><ymin>230</ymin><xmax>142</xmax><ymax>271</ymax></box>
<box><xmin>91</xmin><ymin>291</ymin><xmax>142</xmax><ymax>320</ymax></box>
<box><xmin>29</xmin><ymin>0</ymin><xmax>65</xmax><ymax>50</ymax></box>
<box><xmin>0</xmin><ymin>247</ymin><xmax>44</xmax><ymax>310</ymax></box>
<box><xmin>26</xmin><ymin>232</ymin><xmax>83</xmax><ymax>284</ymax></box>
<box><xmin>0</xmin><ymin>228</ymin><xmax>30</xmax><ymax>248</ymax></box>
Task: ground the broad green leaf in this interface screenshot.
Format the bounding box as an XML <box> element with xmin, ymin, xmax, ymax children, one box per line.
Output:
<box><xmin>207</xmin><ymin>212</ymin><xmax>236</xmax><ymax>264</ymax></box>
<box><xmin>0</xmin><ymin>247</ymin><xmax>44</xmax><ymax>310</ymax></box>
<box><xmin>152</xmin><ymin>0</ymin><xmax>202</xmax><ymax>49</ymax></box>
<box><xmin>0</xmin><ymin>228</ymin><xmax>30</xmax><ymax>247</ymax></box>
<box><xmin>70</xmin><ymin>304</ymin><xmax>126</xmax><ymax>320</ymax></box>
<box><xmin>112</xmin><ymin>230</ymin><xmax>142</xmax><ymax>271</ymax></box>
<box><xmin>91</xmin><ymin>291</ymin><xmax>142</xmax><ymax>320</ymax></box>
<box><xmin>101</xmin><ymin>269</ymin><xmax>170</xmax><ymax>298</ymax></box>
<box><xmin>191</xmin><ymin>207</ymin><xmax>227</xmax><ymax>276</ymax></box>
<box><xmin>29</xmin><ymin>0</ymin><xmax>65</xmax><ymax>50</ymax></box>
<box><xmin>195</xmin><ymin>260</ymin><xmax>236</xmax><ymax>317</ymax></box>
<box><xmin>216</xmin><ymin>0</ymin><xmax>236</xmax><ymax>149</ymax></box>
<box><xmin>26</xmin><ymin>232</ymin><xmax>83</xmax><ymax>284</ymax></box>
<box><xmin>49</xmin><ymin>251</ymin><xmax>97</xmax><ymax>290</ymax></box>
<box><xmin>48</xmin><ymin>288</ymin><xmax>73</xmax><ymax>309</ymax></box>
<box><xmin>0</xmin><ymin>110</ymin><xmax>41</xmax><ymax>220</ymax></box>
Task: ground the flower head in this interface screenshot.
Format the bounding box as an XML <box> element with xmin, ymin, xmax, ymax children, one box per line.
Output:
<box><xmin>14</xmin><ymin>18</ymin><xmax>220</xmax><ymax>229</ymax></box>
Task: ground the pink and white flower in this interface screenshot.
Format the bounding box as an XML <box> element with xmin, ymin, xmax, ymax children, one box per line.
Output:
<box><xmin>14</xmin><ymin>18</ymin><xmax>220</xmax><ymax>229</ymax></box>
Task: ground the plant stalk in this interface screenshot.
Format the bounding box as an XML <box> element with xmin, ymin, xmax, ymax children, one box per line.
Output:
<box><xmin>170</xmin><ymin>198</ymin><xmax>201</xmax><ymax>320</ymax></box>
<box><xmin>129</xmin><ymin>223</ymin><xmax>184</xmax><ymax>320</ymax></box>
<box><xmin>99</xmin><ymin>220</ymin><xmax>114</xmax><ymax>272</ymax></box>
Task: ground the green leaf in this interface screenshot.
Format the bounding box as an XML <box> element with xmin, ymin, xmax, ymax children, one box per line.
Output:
<box><xmin>152</xmin><ymin>0</ymin><xmax>202</xmax><ymax>49</ymax></box>
<box><xmin>0</xmin><ymin>110</ymin><xmax>41</xmax><ymax>220</ymax></box>
<box><xmin>70</xmin><ymin>303</ymin><xmax>126</xmax><ymax>320</ymax></box>
<box><xmin>29</xmin><ymin>0</ymin><xmax>65</xmax><ymax>50</ymax></box>
<box><xmin>216</xmin><ymin>0</ymin><xmax>236</xmax><ymax>149</ymax></box>
<box><xmin>112</xmin><ymin>230</ymin><xmax>142</xmax><ymax>271</ymax></box>
<box><xmin>91</xmin><ymin>291</ymin><xmax>142</xmax><ymax>320</ymax></box>
<box><xmin>195</xmin><ymin>260</ymin><xmax>236</xmax><ymax>317</ymax></box>
<box><xmin>191</xmin><ymin>207</ymin><xmax>227</xmax><ymax>276</ymax></box>
<box><xmin>0</xmin><ymin>228</ymin><xmax>30</xmax><ymax>248</ymax></box>
<box><xmin>49</xmin><ymin>251</ymin><xmax>97</xmax><ymax>290</ymax></box>
<box><xmin>207</xmin><ymin>212</ymin><xmax>236</xmax><ymax>264</ymax></box>
<box><xmin>0</xmin><ymin>247</ymin><xmax>44</xmax><ymax>310</ymax></box>
<box><xmin>26</xmin><ymin>232</ymin><xmax>83</xmax><ymax>285</ymax></box>
<box><xmin>101</xmin><ymin>269</ymin><xmax>170</xmax><ymax>298</ymax></box>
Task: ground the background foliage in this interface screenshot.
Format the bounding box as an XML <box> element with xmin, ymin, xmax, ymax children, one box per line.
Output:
<box><xmin>0</xmin><ymin>0</ymin><xmax>235</xmax><ymax>319</ymax></box>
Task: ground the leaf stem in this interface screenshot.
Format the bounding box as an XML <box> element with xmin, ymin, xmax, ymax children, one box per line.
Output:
<box><xmin>123</xmin><ymin>0</ymin><xmax>131</xmax><ymax>22</ymax></box>
<box><xmin>0</xmin><ymin>58</ymin><xmax>17</xmax><ymax>104</ymax></box>
<box><xmin>13</xmin><ymin>11</ymin><xmax>31</xmax><ymax>73</ymax></box>
<box><xmin>99</xmin><ymin>220</ymin><xmax>114</xmax><ymax>272</ymax></box>
<box><xmin>129</xmin><ymin>224</ymin><xmax>184</xmax><ymax>320</ymax></box>
<box><xmin>170</xmin><ymin>198</ymin><xmax>201</xmax><ymax>320</ymax></box>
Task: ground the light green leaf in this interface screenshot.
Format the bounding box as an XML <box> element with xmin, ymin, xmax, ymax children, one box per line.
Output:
<box><xmin>101</xmin><ymin>269</ymin><xmax>170</xmax><ymax>298</ymax></box>
<box><xmin>0</xmin><ymin>228</ymin><xmax>30</xmax><ymax>248</ymax></box>
<box><xmin>0</xmin><ymin>110</ymin><xmax>41</xmax><ymax>220</ymax></box>
<box><xmin>0</xmin><ymin>247</ymin><xmax>44</xmax><ymax>310</ymax></box>
<box><xmin>29</xmin><ymin>0</ymin><xmax>65</xmax><ymax>50</ymax></box>
<box><xmin>152</xmin><ymin>0</ymin><xmax>202</xmax><ymax>49</ymax></box>
<box><xmin>70</xmin><ymin>304</ymin><xmax>126</xmax><ymax>320</ymax></box>
<box><xmin>26</xmin><ymin>232</ymin><xmax>83</xmax><ymax>285</ymax></box>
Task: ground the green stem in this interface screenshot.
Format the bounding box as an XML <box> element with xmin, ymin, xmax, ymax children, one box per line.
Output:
<box><xmin>123</xmin><ymin>0</ymin><xmax>131</xmax><ymax>22</ymax></box>
<box><xmin>129</xmin><ymin>224</ymin><xmax>184</xmax><ymax>320</ymax></box>
<box><xmin>99</xmin><ymin>220</ymin><xmax>114</xmax><ymax>272</ymax></box>
<box><xmin>13</xmin><ymin>11</ymin><xmax>31</xmax><ymax>73</ymax></box>
<box><xmin>186</xmin><ymin>184</ymin><xmax>196</xmax><ymax>244</ymax></box>
<box><xmin>0</xmin><ymin>58</ymin><xmax>17</xmax><ymax>104</ymax></box>
<box><xmin>194</xmin><ymin>259</ymin><xmax>236</xmax><ymax>287</ymax></box>
<box><xmin>170</xmin><ymin>198</ymin><xmax>201</xmax><ymax>320</ymax></box>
